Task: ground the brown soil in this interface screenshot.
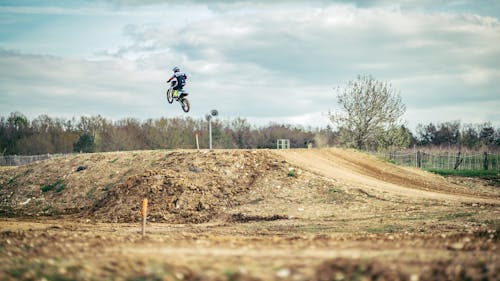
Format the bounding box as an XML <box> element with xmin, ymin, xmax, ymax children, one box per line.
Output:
<box><xmin>0</xmin><ymin>148</ymin><xmax>499</xmax><ymax>281</ymax></box>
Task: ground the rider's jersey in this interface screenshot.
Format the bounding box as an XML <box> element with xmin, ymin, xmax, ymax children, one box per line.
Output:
<box><xmin>168</xmin><ymin>72</ymin><xmax>188</xmax><ymax>90</ymax></box>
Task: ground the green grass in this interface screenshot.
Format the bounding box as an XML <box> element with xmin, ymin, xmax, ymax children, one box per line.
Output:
<box><xmin>439</xmin><ymin>212</ymin><xmax>473</xmax><ymax>221</ymax></box>
<box><xmin>55</xmin><ymin>184</ymin><xmax>65</xmax><ymax>193</ymax></box>
<box><xmin>41</xmin><ymin>179</ymin><xmax>65</xmax><ymax>193</ymax></box>
<box><xmin>0</xmin><ymin>174</ymin><xmax>19</xmax><ymax>189</ymax></box>
<box><xmin>1</xmin><ymin>168</ymin><xmax>34</xmax><ymax>189</ymax></box>
<box><xmin>328</xmin><ymin>188</ymin><xmax>339</xmax><ymax>193</ymax></box>
<box><xmin>427</xmin><ymin>169</ymin><xmax>499</xmax><ymax>178</ymax></box>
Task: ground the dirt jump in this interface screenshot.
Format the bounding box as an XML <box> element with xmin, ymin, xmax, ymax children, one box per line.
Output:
<box><xmin>0</xmin><ymin>148</ymin><xmax>498</xmax><ymax>280</ymax></box>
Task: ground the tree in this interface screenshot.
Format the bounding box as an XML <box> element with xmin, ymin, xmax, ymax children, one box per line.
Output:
<box><xmin>228</xmin><ymin>117</ymin><xmax>253</xmax><ymax>148</ymax></box>
<box><xmin>376</xmin><ymin>125</ymin><xmax>412</xmax><ymax>151</ymax></box>
<box><xmin>73</xmin><ymin>133</ymin><xmax>96</xmax><ymax>153</ymax></box>
<box><xmin>460</xmin><ymin>124</ymin><xmax>479</xmax><ymax>149</ymax></box>
<box><xmin>478</xmin><ymin>123</ymin><xmax>495</xmax><ymax>147</ymax></box>
<box><xmin>435</xmin><ymin>121</ymin><xmax>460</xmax><ymax>146</ymax></box>
<box><xmin>329</xmin><ymin>74</ymin><xmax>406</xmax><ymax>150</ymax></box>
<box><xmin>1</xmin><ymin>112</ymin><xmax>29</xmax><ymax>154</ymax></box>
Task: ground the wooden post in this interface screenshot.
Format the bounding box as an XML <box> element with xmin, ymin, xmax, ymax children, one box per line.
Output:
<box><xmin>454</xmin><ymin>151</ymin><xmax>463</xmax><ymax>170</ymax></box>
<box><xmin>483</xmin><ymin>152</ymin><xmax>489</xmax><ymax>170</ymax></box>
<box><xmin>416</xmin><ymin>150</ymin><xmax>421</xmax><ymax>168</ymax></box>
<box><xmin>141</xmin><ymin>198</ymin><xmax>148</xmax><ymax>238</ymax></box>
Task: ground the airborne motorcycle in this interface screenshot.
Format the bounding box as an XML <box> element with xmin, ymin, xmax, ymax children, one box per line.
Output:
<box><xmin>166</xmin><ymin>79</ymin><xmax>190</xmax><ymax>113</ymax></box>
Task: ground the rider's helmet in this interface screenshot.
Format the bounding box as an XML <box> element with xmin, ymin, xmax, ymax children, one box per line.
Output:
<box><xmin>172</xmin><ymin>66</ymin><xmax>180</xmax><ymax>72</ymax></box>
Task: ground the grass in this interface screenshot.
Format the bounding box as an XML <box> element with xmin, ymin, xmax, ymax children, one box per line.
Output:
<box><xmin>104</xmin><ymin>183</ymin><xmax>113</xmax><ymax>191</ymax></box>
<box><xmin>41</xmin><ymin>179</ymin><xmax>65</xmax><ymax>193</ymax></box>
<box><xmin>55</xmin><ymin>184</ymin><xmax>65</xmax><ymax>193</ymax></box>
<box><xmin>328</xmin><ymin>188</ymin><xmax>339</xmax><ymax>193</ymax></box>
<box><xmin>1</xmin><ymin>168</ymin><xmax>34</xmax><ymax>189</ymax></box>
<box><xmin>86</xmin><ymin>186</ymin><xmax>97</xmax><ymax>198</ymax></box>
<box><xmin>1</xmin><ymin>174</ymin><xmax>19</xmax><ymax>189</ymax></box>
<box><xmin>367</xmin><ymin>224</ymin><xmax>402</xmax><ymax>233</ymax></box>
<box><xmin>439</xmin><ymin>212</ymin><xmax>473</xmax><ymax>221</ymax></box>
<box><xmin>427</xmin><ymin>169</ymin><xmax>499</xmax><ymax>178</ymax></box>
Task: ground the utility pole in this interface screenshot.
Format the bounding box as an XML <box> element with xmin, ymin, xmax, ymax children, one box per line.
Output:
<box><xmin>209</xmin><ymin>120</ymin><xmax>212</xmax><ymax>150</ymax></box>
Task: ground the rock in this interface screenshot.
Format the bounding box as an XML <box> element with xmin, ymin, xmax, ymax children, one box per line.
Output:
<box><xmin>75</xmin><ymin>166</ymin><xmax>87</xmax><ymax>172</ymax></box>
<box><xmin>276</xmin><ymin>268</ymin><xmax>290</xmax><ymax>278</ymax></box>
<box><xmin>189</xmin><ymin>165</ymin><xmax>202</xmax><ymax>173</ymax></box>
<box><xmin>448</xmin><ymin>242</ymin><xmax>464</xmax><ymax>251</ymax></box>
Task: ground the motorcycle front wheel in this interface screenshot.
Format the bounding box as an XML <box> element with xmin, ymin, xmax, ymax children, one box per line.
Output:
<box><xmin>180</xmin><ymin>98</ymin><xmax>190</xmax><ymax>113</ymax></box>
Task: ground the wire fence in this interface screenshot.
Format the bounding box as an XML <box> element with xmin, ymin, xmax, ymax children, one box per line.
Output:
<box><xmin>373</xmin><ymin>151</ymin><xmax>500</xmax><ymax>171</ymax></box>
<box><xmin>0</xmin><ymin>154</ymin><xmax>70</xmax><ymax>166</ymax></box>
<box><xmin>3</xmin><ymin>150</ymin><xmax>499</xmax><ymax>171</ymax></box>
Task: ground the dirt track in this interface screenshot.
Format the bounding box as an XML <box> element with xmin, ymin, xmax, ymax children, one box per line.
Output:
<box><xmin>1</xmin><ymin>148</ymin><xmax>499</xmax><ymax>280</ymax></box>
<box><xmin>276</xmin><ymin>149</ymin><xmax>499</xmax><ymax>203</ymax></box>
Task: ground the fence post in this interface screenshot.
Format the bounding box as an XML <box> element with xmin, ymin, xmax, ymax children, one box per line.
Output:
<box><xmin>454</xmin><ymin>151</ymin><xmax>463</xmax><ymax>170</ymax></box>
<box><xmin>483</xmin><ymin>152</ymin><xmax>488</xmax><ymax>170</ymax></box>
<box><xmin>416</xmin><ymin>150</ymin><xmax>421</xmax><ymax>168</ymax></box>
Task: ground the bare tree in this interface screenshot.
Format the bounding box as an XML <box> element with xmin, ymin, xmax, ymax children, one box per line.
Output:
<box><xmin>329</xmin><ymin>74</ymin><xmax>406</xmax><ymax>150</ymax></box>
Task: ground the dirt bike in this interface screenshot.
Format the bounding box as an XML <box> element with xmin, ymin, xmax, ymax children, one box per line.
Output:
<box><xmin>166</xmin><ymin>80</ymin><xmax>190</xmax><ymax>113</ymax></box>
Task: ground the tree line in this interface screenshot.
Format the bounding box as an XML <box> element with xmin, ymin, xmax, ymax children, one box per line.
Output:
<box><xmin>0</xmin><ymin>111</ymin><xmax>498</xmax><ymax>156</ymax></box>
<box><xmin>0</xmin><ymin>112</ymin><xmax>337</xmax><ymax>155</ymax></box>
<box><xmin>415</xmin><ymin>121</ymin><xmax>499</xmax><ymax>149</ymax></box>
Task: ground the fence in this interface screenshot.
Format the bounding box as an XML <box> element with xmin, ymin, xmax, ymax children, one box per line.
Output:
<box><xmin>0</xmin><ymin>154</ymin><xmax>70</xmax><ymax>166</ymax></box>
<box><xmin>374</xmin><ymin>151</ymin><xmax>500</xmax><ymax>171</ymax></box>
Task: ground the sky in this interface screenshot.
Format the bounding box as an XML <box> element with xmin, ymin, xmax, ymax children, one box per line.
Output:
<box><xmin>1</xmin><ymin>0</ymin><xmax>499</xmax><ymax>131</ymax></box>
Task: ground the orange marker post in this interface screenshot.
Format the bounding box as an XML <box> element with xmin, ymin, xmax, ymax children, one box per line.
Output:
<box><xmin>141</xmin><ymin>198</ymin><xmax>148</xmax><ymax>238</ymax></box>
<box><xmin>195</xmin><ymin>131</ymin><xmax>200</xmax><ymax>150</ymax></box>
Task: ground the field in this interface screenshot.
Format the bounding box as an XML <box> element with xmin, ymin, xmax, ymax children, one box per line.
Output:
<box><xmin>0</xmin><ymin>148</ymin><xmax>499</xmax><ymax>280</ymax></box>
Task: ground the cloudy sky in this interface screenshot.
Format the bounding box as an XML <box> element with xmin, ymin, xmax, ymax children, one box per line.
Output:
<box><xmin>1</xmin><ymin>0</ymin><xmax>499</xmax><ymax>130</ymax></box>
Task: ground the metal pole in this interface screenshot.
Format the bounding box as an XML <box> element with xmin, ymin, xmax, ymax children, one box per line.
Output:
<box><xmin>209</xmin><ymin>119</ymin><xmax>212</xmax><ymax>150</ymax></box>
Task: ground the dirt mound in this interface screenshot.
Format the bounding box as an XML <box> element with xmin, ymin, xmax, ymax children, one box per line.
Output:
<box><xmin>1</xmin><ymin>150</ymin><xmax>310</xmax><ymax>223</ymax></box>
<box><xmin>2</xmin><ymin>148</ymin><xmax>498</xmax><ymax>224</ymax></box>
<box><xmin>90</xmin><ymin>150</ymin><xmax>289</xmax><ymax>223</ymax></box>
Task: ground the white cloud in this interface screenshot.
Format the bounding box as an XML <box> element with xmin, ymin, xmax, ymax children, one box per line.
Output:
<box><xmin>1</xmin><ymin>1</ymin><xmax>499</xmax><ymax>130</ymax></box>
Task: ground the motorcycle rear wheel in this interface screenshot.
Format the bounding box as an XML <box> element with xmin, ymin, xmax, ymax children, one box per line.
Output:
<box><xmin>166</xmin><ymin>88</ymin><xmax>174</xmax><ymax>104</ymax></box>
